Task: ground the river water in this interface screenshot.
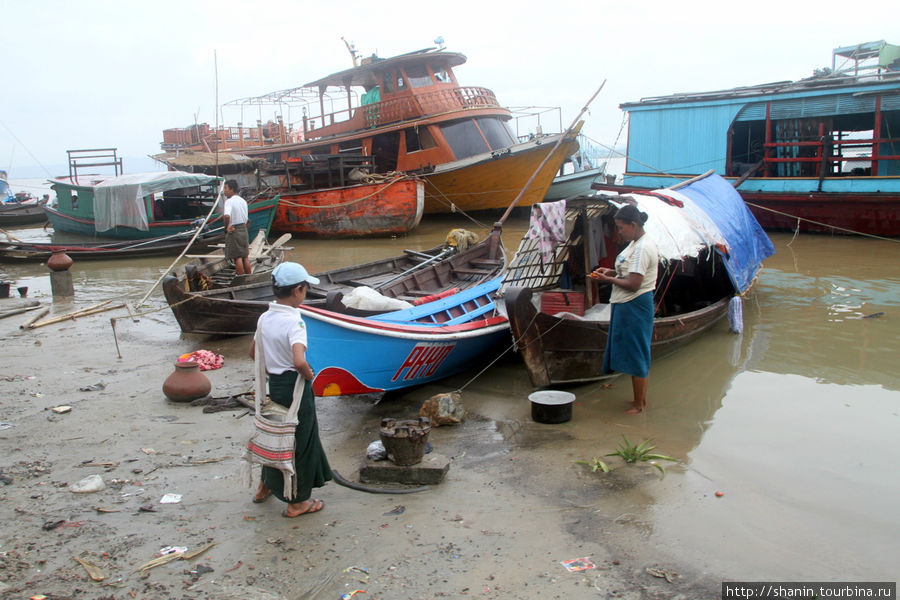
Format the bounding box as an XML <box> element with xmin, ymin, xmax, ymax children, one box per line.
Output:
<box><xmin>2</xmin><ymin>179</ymin><xmax>898</xmax><ymax>581</ymax></box>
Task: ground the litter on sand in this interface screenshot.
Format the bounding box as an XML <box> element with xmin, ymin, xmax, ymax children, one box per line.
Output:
<box><xmin>560</xmin><ymin>557</ymin><xmax>596</xmax><ymax>572</ymax></box>
<box><xmin>160</xmin><ymin>493</ymin><xmax>182</xmax><ymax>504</ymax></box>
<box><xmin>340</xmin><ymin>591</ymin><xmax>367</xmax><ymax>600</ymax></box>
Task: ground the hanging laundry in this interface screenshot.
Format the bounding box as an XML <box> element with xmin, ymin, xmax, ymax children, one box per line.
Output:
<box><xmin>526</xmin><ymin>200</ymin><xmax>567</xmax><ymax>264</ymax></box>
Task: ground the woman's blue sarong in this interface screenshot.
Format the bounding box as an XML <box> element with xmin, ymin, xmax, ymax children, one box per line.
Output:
<box><xmin>603</xmin><ymin>292</ymin><xmax>654</xmax><ymax>378</ymax></box>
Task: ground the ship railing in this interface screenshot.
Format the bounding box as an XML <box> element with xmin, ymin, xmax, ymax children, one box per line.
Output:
<box><xmin>305</xmin><ymin>87</ymin><xmax>500</xmax><ymax>139</ymax></box>
<box><xmin>761</xmin><ymin>136</ymin><xmax>900</xmax><ymax>176</ymax></box>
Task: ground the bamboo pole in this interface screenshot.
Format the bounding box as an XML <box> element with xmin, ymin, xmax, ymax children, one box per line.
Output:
<box><xmin>498</xmin><ymin>81</ymin><xmax>606</xmax><ymax>225</ymax></box>
<box><xmin>135</xmin><ymin>180</ymin><xmax>226</xmax><ymax>307</ymax></box>
<box><xmin>19</xmin><ymin>308</ymin><xmax>49</xmax><ymax>329</ymax></box>
<box><xmin>0</xmin><ymin>304</ymin><xmax>41</xmax><ymax>320</ymax></box>
<box><xmin>26</xmin><ymin>300</ymin><xmax>125</xmax><ymax>329</ymax></box>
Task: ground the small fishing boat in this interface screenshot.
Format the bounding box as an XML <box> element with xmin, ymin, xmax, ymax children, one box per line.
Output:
<box><xmin>0</xmin><ymin>228</ymin><xmax>225</xmax><ymax>263</ymax></box>
<box><xmin>153</xmin><ymin>151</ymin><xmax>424</xmax><ymax>238</ymax></box>
<box><xmin>502</xmin><ymin>172</ymin><xmax>775</xmax><ymax>387</ymax></box>
<box><xmin>0</xmin><ymin>200</ymin><xmax>48</xmax><ymax>227</ymax></box>
<box><xmin>301</xmin><ymin>276</ymin><xmax>508</xmax><ymax>396</ymax></box>
<box><xmin>162</xmin><ymin>227</ymin><xmax>506</xmax><ymax>336</ymax></box>
<box><xmin>0</xmin><ymin>173</ymin><xmax>49</xmax><ymax>226</ymax></box>
<box><xmin>43</xmin><ymin>149</ymin><xmax>278</xmax><ymax>239</ymax></box>
<box><xmin>270</xmin><ymin>175</ymin><xmax>424</xmax><ymax>238</ymax></box>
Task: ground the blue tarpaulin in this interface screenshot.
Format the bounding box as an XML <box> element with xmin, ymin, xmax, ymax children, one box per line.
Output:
<box><xmin>675</xmin><ymin>174</ymin><xmax>776</xmax><ymax>294</ymax></box>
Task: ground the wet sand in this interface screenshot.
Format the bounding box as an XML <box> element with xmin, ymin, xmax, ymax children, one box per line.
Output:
<box><xmin>1</xmin><ymin>222</ymin><xmax>898</xmax><ymax>598</ymax></box>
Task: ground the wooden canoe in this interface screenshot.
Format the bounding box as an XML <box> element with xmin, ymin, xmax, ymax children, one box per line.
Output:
<box><xmin>0</xmin><ymin>230</ymin><xmax>225</xmax><ymax>263</ymax></box>
<box><xmin>163</xmin><ymin>226</ymin><xmax>507</xmax><ymax>336</ymax></box>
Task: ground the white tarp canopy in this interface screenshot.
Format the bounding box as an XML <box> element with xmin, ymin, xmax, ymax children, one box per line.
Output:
<box><xmin>615</xmin><ymin>189</ymin><xmax>729</xmax><ymax>263</ymax></box>
<box><xmin>93</xmin><ymin>171</ymin><xmax>218</xmax><ymax>232</ymax></box>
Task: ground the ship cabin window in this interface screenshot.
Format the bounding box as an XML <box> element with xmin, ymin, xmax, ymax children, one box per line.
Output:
<box><xmin>405</xmin><ymin>64</ymin><xmax>433</xmax><ymax>88</ymax></box>
<box><xmin>397</xmin><ymin>73</ymin><xmax>407</xmax><ymax>91</ymax></box>
<box><xmin>405</xmin><ymin>126</ymin><xmax>438</xmax><ymax>153</ymax></box>
<box><xmin>381</xmin><ymin>71</ymin><xmax>394</xmax><ymax>94</ymax></box>
<box><xmin>475</xmin><ymin>117</ymin><xmax>516</xmax><ymax>150</ymax></box>
<box><xmin>339</xmin><ymin>140</ymin><xmax>364</xmax><ymax>155</ymax></box>
<box><xmin>433</xmin><ymin>67</ymin><xmax>451</xmax><ymax>84</ymax></box>
<box><xmin>440</xmin><ymin>119</ymin><xmax>489</xmax><ymax>159</ymax></box>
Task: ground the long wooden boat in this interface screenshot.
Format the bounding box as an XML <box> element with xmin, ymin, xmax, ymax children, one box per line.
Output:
<box><xmin>591</xmin><ymin>41</ymin><xmax>900</xmax><ymax>236</ymax></box>
<box><xmin>162</xmin><ymin>226</ymin><xmax>506</xmax><ymax>336</ymax></box>
<box><xmin>159</xmin><ymin>47</ymin><xmax>577</xmax><ymax>214</ymax></box>
<box><xmin>271</xmin><ymin>175</ymin><xmax>424</xmax><ymax>238</ymax></box>
<box><xmin>43</xmin><ymin>150</ymin><xmax>278</xmax><ymax>239</ymax></box>
<box><xmin>301</xmin><ymin>277</ymin><xmax>508</xmax><ymax>396</ymax></box>
<box><xmin>503</xmin><ymin>173</ymin><xmax>775</xmax><ymax>387</ymax></box>
<box><xmin>0</xmin><ymin>229</ymin><xmax>225</xmax><ymax>263</ymax></box>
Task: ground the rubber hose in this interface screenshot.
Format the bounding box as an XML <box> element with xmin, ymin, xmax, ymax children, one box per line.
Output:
<box><xmin>331</xmin><ymin>468</ymin><xmax>429</xmax><ymax>495</ymax></box>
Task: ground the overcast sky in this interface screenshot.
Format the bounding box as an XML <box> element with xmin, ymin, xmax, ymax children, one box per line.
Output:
<box><xmin>3</xmin><ymin>0</ymin><xmax>896</xmax><ymax>177</ymax></box>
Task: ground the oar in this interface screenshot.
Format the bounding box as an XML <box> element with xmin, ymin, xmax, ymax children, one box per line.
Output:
<box><xmin>252</xmin><ymin>232</ymin><xmax>291</xmax><ymax>260</ymax></box>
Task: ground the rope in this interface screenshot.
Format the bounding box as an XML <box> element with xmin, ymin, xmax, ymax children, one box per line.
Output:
<box><xmin>135</xmin><ymin>180</ymin><xmax>226</xmax><ymax>307</ymax></box>
<box><xmin>422</xmin><ymin>178</ymin><xmax>490</xmax><ymax>230</ymax></box>
<box><xmin>743</xmin><ymin>201</ymin><xmax>900</xmax><ymax>243</ymax></box>
<box><xmin>454</xmin><ymin>304</ymin><xmax>564</xmax><ymax>393</ymax></box>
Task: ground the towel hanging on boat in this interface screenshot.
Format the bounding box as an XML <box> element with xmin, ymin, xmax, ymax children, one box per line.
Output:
<box><xmin>526</xmin><ymin>200</ymin><xmax>567</xmax><ymax>264</ymax></box>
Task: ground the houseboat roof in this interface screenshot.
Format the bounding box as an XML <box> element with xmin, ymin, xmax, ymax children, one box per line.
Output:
<box><xmin>622</xmin><ymin>41</ymin><xmax>900</xmax><ymax>110</ymax></box>
<box><xmin>303</xmin><ymin>48</ymin><xmax>467</xmax><ymax>89</ymax></box>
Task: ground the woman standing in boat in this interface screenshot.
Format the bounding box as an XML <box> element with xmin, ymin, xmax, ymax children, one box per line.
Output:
<box><xmin>591</xmin><ymin>205</ymin><xmax>658</xmax><ymax>413</ymax></box>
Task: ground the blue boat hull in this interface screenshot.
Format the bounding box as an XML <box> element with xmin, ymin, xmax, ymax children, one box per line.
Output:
<box><xmin>302</xmin><ymin>307</ymin><xmax>509</xmax><ymax>395</ymax></box>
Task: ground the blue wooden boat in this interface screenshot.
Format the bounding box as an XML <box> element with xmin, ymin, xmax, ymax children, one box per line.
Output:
<box><xmin>301</xmin><ymin>277</ymin><xmax>508</xmax><ymax>396</ymax></box>
<box><xmin>44</xmin><ymin>167</ymin><xmax>277</xmax><ymax>240</ymax></box>
<box><xmin>592</xmin><ymin>41</ymin><xmax>900</xmax><ymax>236</ymax></box>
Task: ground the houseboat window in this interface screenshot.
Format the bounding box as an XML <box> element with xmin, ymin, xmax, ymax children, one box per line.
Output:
<box><xmin>405</xmin><ymin>126</ymin><xmax>438</xmax><ymax>153</ymax></box>
<box><xmin>433</xmin><ymin>67</ymin><xmax>451</xmax><ymax>83</ymax></box>
<box><xmin>440</xmin><ymin>119</ymin><xmax>489</xmax><ymax>159</ymax></box>
<box><xmin>405</xmin><ymin>64</ymin><xmax>433</xmax><ymax>88</ymax></box>
<box><xmin>397</xmin><ymin>74</ymin><xmax>406</xmax><ymax>90</ymax></box>
<box><xmin>382</xmin><ymin>71</ymin><xmax>394</xmax><ymax>94</ymax></box>
<box><xmin>475</xmin><ymin>117</ymin><xmax>516</xmax><ymax>150</ymax></box>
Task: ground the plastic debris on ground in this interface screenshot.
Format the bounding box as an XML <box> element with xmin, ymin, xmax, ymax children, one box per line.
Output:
<box><xmin>366</xmin><ymin>440</ymin><xmax>387</xmax><ymax>461</ymax></box>
<box><xmin>160</xmin><ymin>493</ymin><xmax>182</xmax><ymax>504</ymax></box>
<box><xmin>159</xmin><ymin>546</ymin><xmax>188</xmax><ymax>556</ymax></box>
<box><xmin>178</xmin><ymin>350</ymin><xmax>225</xmax><ymax>371</ymax></box>
<box><xmin>340</xmin><ymin>591</ymin><xmax>367</xmax><ymax>600</ymax></box>
<box><xmin>70</xmin><ymin>474</ymin><xmax>106</xmax><ymax>493</ymax></box>
<box><xmin>51</xmin><ymin>406</ymin><xmax>72</xmax><ymax>414</ymax></box>
<box><xmin>560</xmin><ymin>556</ymin><xmax>595</xmax><ymax>572</ymax></box>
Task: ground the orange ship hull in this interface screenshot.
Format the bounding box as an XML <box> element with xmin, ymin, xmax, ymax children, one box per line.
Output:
<box><xmin>271</xmin><ymin>177</ymin><xmax>423</xmax><ymax>238</ymax></box>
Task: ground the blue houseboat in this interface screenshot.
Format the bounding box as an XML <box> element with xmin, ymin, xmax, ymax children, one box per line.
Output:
<box><xmin>594</xmin><ymin>41</ymin><xmax>900</xmax><ymax>235</ymax></box>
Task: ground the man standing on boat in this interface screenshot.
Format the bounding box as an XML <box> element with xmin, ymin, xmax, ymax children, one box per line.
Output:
<box><xmin>223</xmin><ymin>180</ymin><xmax>251</xmax><ymax>275</ymax></box>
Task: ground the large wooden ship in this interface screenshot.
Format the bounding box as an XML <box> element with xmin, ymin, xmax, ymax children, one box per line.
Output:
<box><xmin>159</xmin><ymin>47</ymin><xmax>578</xmax><ymax>215</ymax></box>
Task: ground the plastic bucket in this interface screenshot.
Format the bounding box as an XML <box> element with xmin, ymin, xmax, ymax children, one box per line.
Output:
<box><xmin>529</xmin><ymin>390</ymin><xmax>575</xmax><ymax>424</ymax></box>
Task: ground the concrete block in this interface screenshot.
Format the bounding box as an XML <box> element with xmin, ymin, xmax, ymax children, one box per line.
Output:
<box><xmin>359</xmin><ymin>453</ymin><xmax>449</xmax><ymax>486</ymax></box>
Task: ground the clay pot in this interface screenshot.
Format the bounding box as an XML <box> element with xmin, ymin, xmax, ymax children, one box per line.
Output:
<box><xmin>47</xmin><ymin>249</ymin><xmax>74</xmax><ymax>272</ymax></box>
<box><xmin>162</xmin><ymin>360</ymin><xmax>211</xmax><ymax>402</ymax></box>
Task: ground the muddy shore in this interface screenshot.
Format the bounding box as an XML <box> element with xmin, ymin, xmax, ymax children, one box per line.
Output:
<box><xmin>0</xmin><ymin>293</ymin><xmax>721</xmax><ymax>600</ymax></box>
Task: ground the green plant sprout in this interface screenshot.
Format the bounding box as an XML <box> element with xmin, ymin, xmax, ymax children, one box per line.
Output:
<box><xmin>606</xmin><ymin>436</ymin><xmax>677</xmax><ymax>475</ymax></box>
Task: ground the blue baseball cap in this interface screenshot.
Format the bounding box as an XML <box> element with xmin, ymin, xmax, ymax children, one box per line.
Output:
<box><xmin>272</xmin><ymin>262</ymin><xmax>320</xmax><ymax>286</ymax></box>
